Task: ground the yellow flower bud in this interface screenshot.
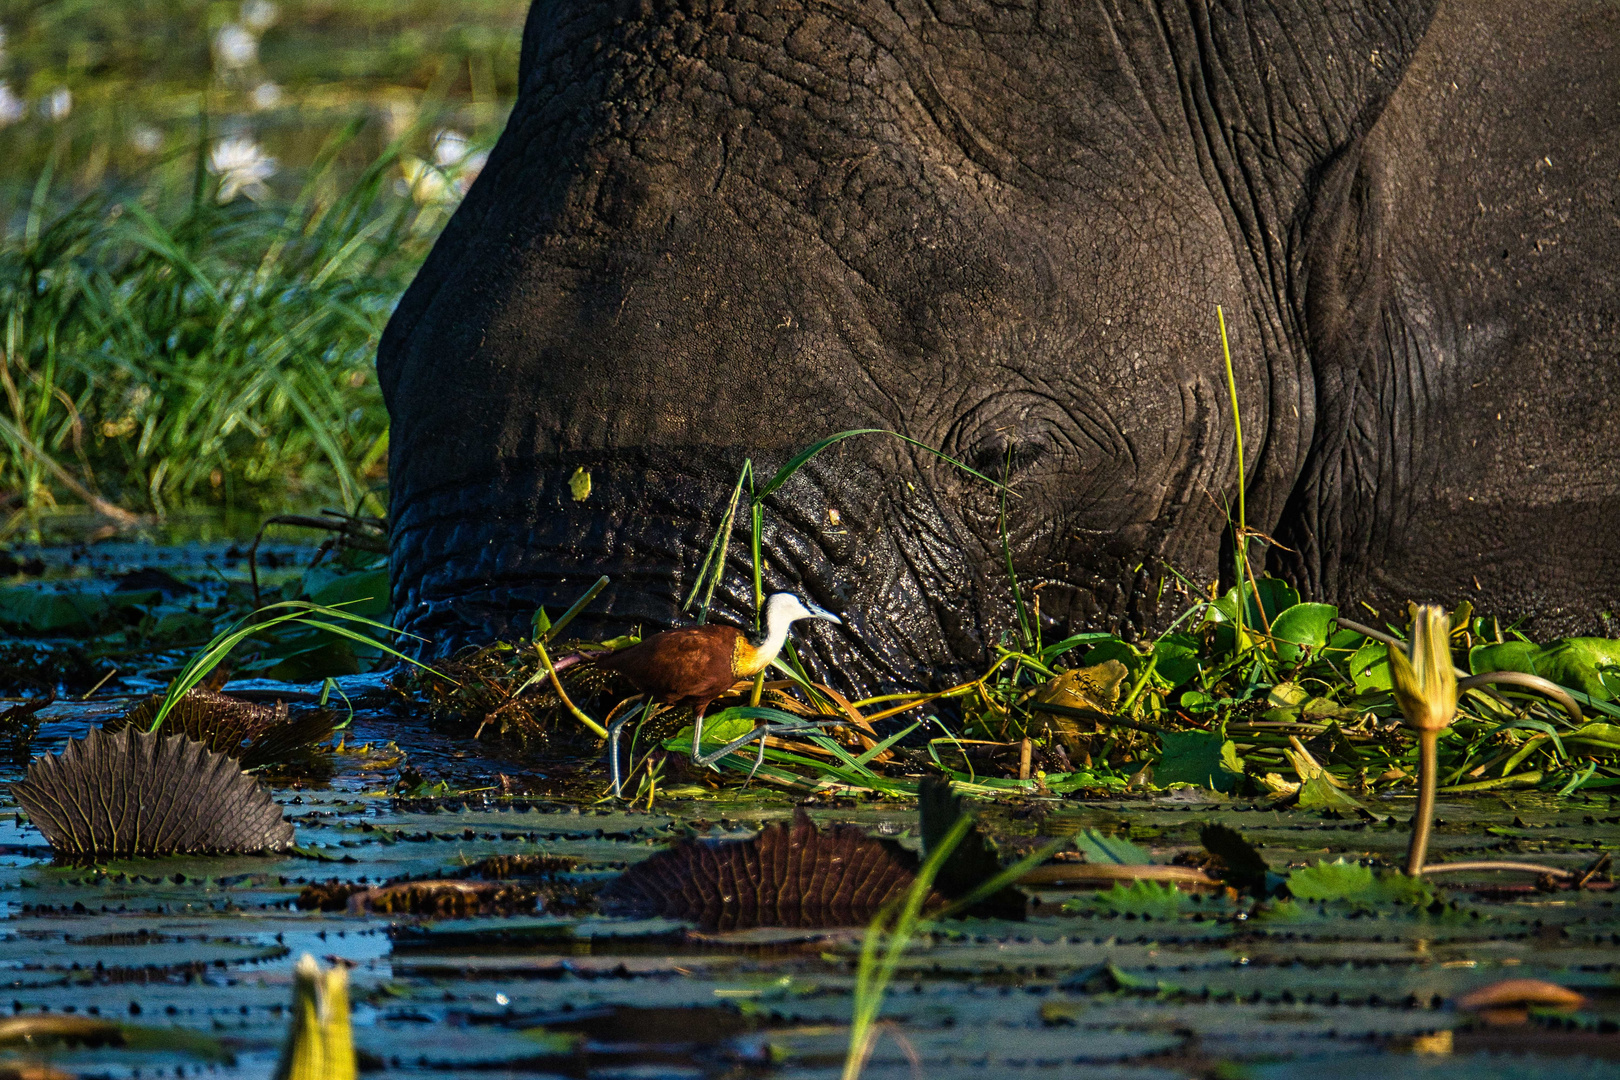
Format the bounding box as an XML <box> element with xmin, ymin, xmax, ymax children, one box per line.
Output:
<box><xmin>1388</xmin><ymin>605</ymin><xmax>1458</xmax><ymax>734</ymax></box>
<box><xmin>273</xmin><ymin>954</ymin><xmax>356</xmax><ymax>1080</ymax></box>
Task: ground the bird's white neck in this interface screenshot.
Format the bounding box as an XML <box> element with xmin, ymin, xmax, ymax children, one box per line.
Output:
<box><xmin>753</xmin><ymin>604</ymin><xmax>795</xmax><ymax>667</ymax></box>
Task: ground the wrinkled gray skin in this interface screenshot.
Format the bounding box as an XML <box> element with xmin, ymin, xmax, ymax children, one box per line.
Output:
<box><xmin>380</xmin><ymin>0</ymin><xmax>1620</xmax><ymax>694</ymax></box>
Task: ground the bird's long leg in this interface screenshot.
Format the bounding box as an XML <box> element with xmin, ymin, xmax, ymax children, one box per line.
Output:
<box><xmin>606</xmin><ymin>695</ymin><xmax>650</xmax><ymax>798</ymax></box>
<box><xmin>695</xmin><ymin>718</ymin><xmax>849</xmax><ymax>768</ymax></box>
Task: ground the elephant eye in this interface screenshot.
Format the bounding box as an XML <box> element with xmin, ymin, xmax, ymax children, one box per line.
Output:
<box><xmin>966</xmin><ymin>435</ymin><xmax>1047</xmax><ymax>478</ymax></box>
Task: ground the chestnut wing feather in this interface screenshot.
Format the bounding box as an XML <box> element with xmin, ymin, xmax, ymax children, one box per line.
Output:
<box><xmin>595</xmin><ymin>625</ymin><xmax>740</xmax><ymax>705</ymax></box>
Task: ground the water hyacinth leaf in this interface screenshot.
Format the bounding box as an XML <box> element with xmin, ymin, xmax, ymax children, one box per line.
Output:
<box><xmin>1350</xmin><ymin>640</ymin><xmax>1393</xmax><ymax>692</ymax></box>
<box><xmin>1210</xmin><ymin>578</ymin><xmax>1301</xmax><ymax>630</ymax></box>
<box><xmin>1285</xmin><ymin>859</ymin><xmax>1434</xmax><ymax>906</ymax></box>
<box><xmin>1154</xmin><ymin>730</ymin><xmax>1245</xmax><ymax>792</ymax></box>
<box><xmin>1469</xmin><ymin>640</ymin><xmax>1541</xmax><ymax>677</ymax></box>
<box><xmin>1268</xmin><ymin>602</ymin><xmax>1339</xmax><ymax>662</ymax></box>
<box><xmin>1468</xmin><ymin>637</ymin><xmax>1620</xmax><ymax>702</ymax></box>
<box><xmin>11</xmin><ymin>726</ymin><xmax>294</xmax><ymax>857</ymax></box>
<box><xmin>1151</xmin><ymin>633</ymin><xmax>1202</xmax><ymax>687</ymax></box>
<box><xmin>1073</xmin><ymin>828</ymin><xmax>1151</xmax><ymax>866</ymax></box>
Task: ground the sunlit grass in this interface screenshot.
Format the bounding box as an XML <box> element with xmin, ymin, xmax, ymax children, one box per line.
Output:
<box><xmin>0</xmin><ymin>124</ymin><xmax>435</xmax><ymax>530</ymax></box>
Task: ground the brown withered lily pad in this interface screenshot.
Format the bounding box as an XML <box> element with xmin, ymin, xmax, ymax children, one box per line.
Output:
<box><xmin>599</xmin><ymin>808</ymin><xmax>934</xmax><ymax>930</ymax></box>
<box><xmin>11</xmin><ymin>726</ymin><xmax>294</xmax><ymax>858</ymax></box>
<box><xmin>106</xmin><ymin>688</ymin><xmax>335</xmax><ymax>769</ymax></box>
<box><xmin>341</xmin><ymin>880</ymin><xmax>540</xmax><ymax>917</ymax></box>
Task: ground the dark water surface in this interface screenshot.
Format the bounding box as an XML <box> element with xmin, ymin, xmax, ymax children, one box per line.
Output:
<box><xmin>3</xmin><ymin>549</ymin><xmax>1620</xmax><ymax>1077</ymax></box>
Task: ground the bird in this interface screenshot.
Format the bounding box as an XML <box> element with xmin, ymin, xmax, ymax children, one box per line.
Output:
<box><xmin>554</xmin><ymin>593</ymin><xmax>844</xmax><ymax>794</ymax></box>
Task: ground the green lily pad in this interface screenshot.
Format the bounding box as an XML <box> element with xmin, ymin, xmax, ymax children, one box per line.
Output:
<box><xmin>1155</xmin><ymin>730</ymin><xmax>1245</xmax><ymax>792</ymax></box>
<box><xmin>1269</xmin><ymin>603</ymin><xmax>1339</xmax><ymax>662</ymax></box>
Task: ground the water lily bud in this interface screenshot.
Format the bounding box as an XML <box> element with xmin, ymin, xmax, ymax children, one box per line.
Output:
<box><xmin>273</xmin><ymin>954</ymin><xmax>356</xmax><ymax>1080</ymax></box>
<box><xmin>1388</xmin><ymin>604</ymin><xmax>1458</xmax><ymax>733</ymax></box>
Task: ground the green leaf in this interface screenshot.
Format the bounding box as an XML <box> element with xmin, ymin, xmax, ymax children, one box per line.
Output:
<box><xmin>1295</xmin><ymin>774</ymin><xmax>1364</xmax><ymax>812</ymax></box>
<box><xmin>1082</xmin><ymin>638</ymin><xmax>1146</xmax><ymax>678</ymax></box>
<box><xmin>1154</xmin><ymin>730</ymin><xmax>1245</xmax><ymax>792</ymax></box>
<box><xmin>305</xmin><ymin>565</ymin><xmax>389</xmax><ymax>619</ymax></box>
<box><xmin>1469</xmin><ymin>637</ymin><xmax>1620</xmax><ymax>702</ymax></box>
<box><xmin>0</xmin><ymin>586</ymin><xmax>109</xmax><ymax>634</ymax></box>
<box><xmin>1151</xmin><ymin>634</ymin><xmax>1201</xmax><ymax>687</ymax></box>
<box><xmin>1468</xmin><ymin>640</ymin><xmax>1541</xmax><ymax>677</ymax></box>
<box><xmin>1268</xmin><ymin>602</ymin><xmax>1338</xmax><ymax>663</ymax></box>
<box><xmin>1209</xmin><ymin>577</ymin><xmax>1301</xmax><ymax>630</ymax></box>
<box><xmin>1350</xmin><ymin>641</ymin><xmax>1393</xmax><ymax>692</ymax></box>
<box><xmin>1285</xmin><ymin>859</ymin><xmax>1434</xmax><ymax>905</ymax></box>
<box><xmin>1094</xmin><ymin>879</ymin><xmax>1185</xmax><ymax>919</ymax></box>
<box><xmin>1073</xmin><ymin>828</ymin><xmax>1151</xmax><ymax>866</ymax></box>
<box><xmin>1530</xmin><ymin>638</ymin><xmax>1620</xmax><ymax>701</ymax></box>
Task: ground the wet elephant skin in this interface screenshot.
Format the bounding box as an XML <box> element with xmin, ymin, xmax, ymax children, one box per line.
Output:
<box><xmin>379</xmin><ymin>0</ymin><xmax>1620</xmax><ymax>694</ymax></box>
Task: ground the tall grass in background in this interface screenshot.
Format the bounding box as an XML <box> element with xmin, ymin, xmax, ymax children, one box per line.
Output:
<box><xmin>0</xmin><ymin>121</ymin><xmax>440</xmax><ymax>528</ymax></box>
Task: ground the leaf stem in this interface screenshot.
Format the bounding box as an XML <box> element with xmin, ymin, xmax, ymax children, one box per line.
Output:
<box><xmin>1405</xmin><ymin>729</ymin><xmax>1438</xmax><ymax>876</ymax></box>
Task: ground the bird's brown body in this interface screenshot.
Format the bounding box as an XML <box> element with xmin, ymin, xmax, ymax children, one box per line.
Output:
<box><xmin>575</xmin><ymin>593</ymin><xmax>843</xmax><ymax>794</ymax></box>
<box><xmin>589</xmin><ymin>625</ymin><xmax>764</xmax><ymax>711</ymax></box>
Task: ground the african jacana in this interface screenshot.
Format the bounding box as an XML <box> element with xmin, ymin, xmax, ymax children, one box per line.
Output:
<box><xmin>558</xmin><ymin>593</ymin><xmax>843</xmax><ymax>793</ymax></box>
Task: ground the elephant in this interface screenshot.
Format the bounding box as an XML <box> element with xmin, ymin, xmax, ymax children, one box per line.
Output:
<box><xmin>378</xmin><ymin>0</ymin><xmax>1620</xmax><ymax>695</ymax></box>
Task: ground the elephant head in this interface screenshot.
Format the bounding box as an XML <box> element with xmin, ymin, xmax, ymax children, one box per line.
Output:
<box><xmin>380</xmin><ymin>0</ymin><xmax>1620</xmax><ymax>691</ymax></box>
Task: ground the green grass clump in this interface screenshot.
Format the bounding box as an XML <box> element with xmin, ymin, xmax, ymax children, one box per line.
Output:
<box><xmin>0</xmin><ymin>126</ymin><xmax>436</xmax><ymax>525</ymax></box>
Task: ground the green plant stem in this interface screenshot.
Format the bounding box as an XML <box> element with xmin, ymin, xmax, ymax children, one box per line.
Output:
<box><xmin>1437</xmin><ymin>770</ymin><xmax>1544</xmax><ymax>793</ymax></box>
<box><xmin>534</xmin><ymin>638</ymin><xmax>609</xmax><ymax>739</ymax></box>
<box><xmin>1218</xmin><ymin>304</ymin><xmax>1248</xmax><ymax>646</ymax></box>
<box><xmin>1405</xmin><ymin>729</ymin><xmax>1438</xmax><ymax>876</ymax></box>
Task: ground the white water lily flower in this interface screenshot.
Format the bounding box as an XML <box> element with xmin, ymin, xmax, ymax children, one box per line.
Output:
<box><xmin>0</xmin><ymin>83</ymin><xmax>23</xmax><ymax>127</ymax></box>
<box><xmin>399</xmin><ymin>156</ymin><xmax>450</xmax><ymax>205</ymax></box>
<box><xmin>215</xmin><ymin>23</ymin><xmax>258</xmax><ymax>69</ymax></box>
<box><xmin>210</xmin><ymin>137</ymin><xmax>277</xmax><ymax>202</ymax></box>
<box><xmin>432</xmin><ymin>129</ymin><xmax>469</xmax><ymax>168</ymax></box>
<box><xmin>241</xmin><ymin>0</ymin><xmax>279</xmax><ymax>33</ymax></box>
<box><xmin>251</xmin><ymin>82</ymin><xmax>282</xmax><ymax>110</ymax></box>
<box><xmin>456</xmin><ymin>150</ymin><xmax>488</xmax><ymax>194</ymax></box>
<box><xmin>130</xmin><ymin>124</ymin><xmax>163</xmax><ymax>153</ymax></box>
<box><xmin>41</xmin><ymin>87</ymin><xmax>70</xmax><ymax>121</ymax></box>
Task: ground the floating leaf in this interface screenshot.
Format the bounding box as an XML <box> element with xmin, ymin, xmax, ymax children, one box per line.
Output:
<box><xmin>1350</xmin><ymin>640</ymin><xmax>1392</xmax><ymax>692</ymax></box>
<box><xmin>0</xmin><ymin>585</ymin><xmax>110</xmax><ymax>634</ymax></box>
<box><xmin>1151</xmin><ymin>633</ymin><xmax>1202</xmax><ymax>688</ymax></box>
<box><xmin>1093</xmin><ymin>879</ymin><xmax>1185</xmax><ymax>919</ymax></box>
<box><xmin>1154</xmin><ymin>730</ymin><xmax>1245</xmax><ymax>792</ymax></box>
<box><xmin>1285</xmin><ymin>859</ymin><xmax>1433</xmax><ymax>906</ymax></box>
<box><xmin>11</xmin><ymin>726</ymin><xmax>294</xmax><ymax>857</ymax></box>
<box><xmin>1073</xmin><ymin>829</ymin><xmax>1151</xmax><ymax>866</ymax></box>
